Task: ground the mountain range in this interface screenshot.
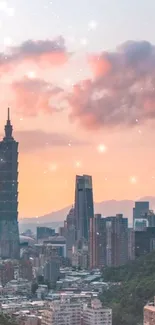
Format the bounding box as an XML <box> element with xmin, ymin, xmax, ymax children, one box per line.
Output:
<box><xmin>19</xmin><ymin>196</ymin><xmax>155</xmax><ymax>233</ymax></box>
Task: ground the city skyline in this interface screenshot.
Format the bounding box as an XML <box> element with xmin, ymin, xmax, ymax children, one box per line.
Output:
<box><xmin>1</xmin><ymin>0</ymin><xmax>155</xmax><ymax>218</ymax></box>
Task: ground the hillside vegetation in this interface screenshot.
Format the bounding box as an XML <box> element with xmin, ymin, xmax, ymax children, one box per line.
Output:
<box><xmin>0</xmin><ymin>314</ymin><xmax>17</xmax><ymax>325</ymax></box>
<box><xmin>100</xmin><ymin>252</ymin><xmax>155</xmax><ymax>325</ymax></box>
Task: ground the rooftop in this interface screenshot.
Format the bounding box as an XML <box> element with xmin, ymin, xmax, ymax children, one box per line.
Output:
<box><xmin>144</xmin><ymin>304</ymin><xmax>155</xmax><ymax>312</ymax></box>
<box><xmin>84</xmin><ymin>275</ymin><xmax>101</xmax><ymax>282</ymax></box>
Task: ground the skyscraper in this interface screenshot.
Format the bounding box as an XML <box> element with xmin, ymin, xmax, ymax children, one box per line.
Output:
<box><xmin>89</xmin><ymin>214</ymin><xmax>106</xmax><ymax>269</ymax></box>
<box><xmin>65</xmin><ymin>207</ymin><xmax>76</xmax><ymax>259</ymax></box>
<box><xmin>0</xmin><ymin>108</ymin><xmax>20</xmax><ymax>259</ymax></box>
<box><xmin>106</xmin><ymin>214</ymin><xmax>128</xmax><ymax>267</ymax></box>
<box><xmin>128</xmin><ymin>228</ymin><xmax>135</xmax><ymax>261</ymax></box>
<box><xmin>133</xmin><ymin>201</ymin><xmax>149</xmax><ymax>230</ymax></box>
<box><xmin>89</xmin><ymin>214</ymin><xmax>128</xmax><ymax>268</ymax></box>
<box><xmin>133</xmin><ymin>202</ymin><xmax>149</xmax><ymax>219</ymax></box>
<box><xmin>135</xmin><ymin>227</ymin><xmax>155</xmax><ymax>258</ymax></box>
<box><xmin>74</xmin><ymin>175</ymin><xmax>94</xmax><ymax>241</ymax></box>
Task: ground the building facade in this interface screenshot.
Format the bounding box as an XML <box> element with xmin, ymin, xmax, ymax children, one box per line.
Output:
<box><xmin>106</xmin><ymin>214</ymin><xmax>128</xmax><ymax>267</ymax></box>
<box><xmin>65</xmin><ymin>207</ymin><xmax>76</xmax><ymax>259</ymax></box>
<box><xmin>0</xmin><ymin>260</ymin><xmax>14</xmax><ymax>285</ymax></box>
<box><xmin>83</xmin><ymin>299</ymin><xmax>112</xmax><ymax>325</ymax></box>
<box><xmin>144</xmin><ymin>300</ymin><xmax>155</xmax><ymax>325</ymax></box>
<box><xmin>37</xmin><ymin>227</ymin><xmax>55</xmax><ymax>241</ymax></box>
<box><xmin>128</xmin><ymin>228</ymin><xmax>135</xmax><ymax>261</ymax></box>
<box><xmin>147</xmin><ymin>211</ymin><xmax>155</xmax><ymax>228</ymax></box>
<box><xmin>0</xmin><ymin>108</ymin><xmax>19</xmax><ymax>259</ymax></box>
<box><xmin>43</xmin><ymin>259</ymin><xmax>60</xmax><ymax>283</ymax></box>
<box><xmin>89</xmin><ymin>214</ymin><xmax>128</xmax><ymax>268</ymax></box>
<box><xmin>133</xmin><ymin>201</ymin><xmax>149</xmax><ymax>230</ymax></box>
<box><xmin>135</xmin><ymin>227</ymin><xmax>155</xmax><ymax>258</ymax></box>
<box><xmin>74</xmin><ymin>175</ymin><xmax>94</xmax><ymax>242</ymax></box>
<box><xmin>42</xmin><ymin>299</ymin><xmax>81</xmax><ymax>325</ymax></box>
<box><xmin>89</xmin><ymin>214</ymin><xmax>106</xmax><ymax>269</ymax></box>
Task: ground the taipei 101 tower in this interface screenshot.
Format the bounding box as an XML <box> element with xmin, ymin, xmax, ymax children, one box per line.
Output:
<box><xmin>0</xmin><ymin>108</ymin><xmax>20</xmax><ymax>259</ymax></box>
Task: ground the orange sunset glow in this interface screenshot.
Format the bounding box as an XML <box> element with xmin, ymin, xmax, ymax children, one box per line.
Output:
<box><xmin>1</xmin><ymin>0</ymin><xmax>155</xmax><ymax>218</ymax></box>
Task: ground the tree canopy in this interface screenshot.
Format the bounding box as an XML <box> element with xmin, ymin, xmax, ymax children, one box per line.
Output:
<box><xmin>100</xmin><ymin>252</ymin><xmax>155</xmax><ymax>325</ymax></box>
<box><xmin>0</xmin><ymin>314</ymin><xmax>17</xmax><ymax>325</ymax></box>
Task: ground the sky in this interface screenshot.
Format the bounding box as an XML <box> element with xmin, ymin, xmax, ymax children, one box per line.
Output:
<box><xmin>1</xmin><ymin>0</ymin><xmax>155</xmax><ymax>218</ymax></box>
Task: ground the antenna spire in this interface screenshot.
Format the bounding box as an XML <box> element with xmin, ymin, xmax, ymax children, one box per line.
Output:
<box><xmin>7</xmin><ymin>107</ymin><xmax>10</xmax><ymax>121</ymax></box>
<box><xmin>4</xmin><ymin>107</ymin><xmax>13</xmax><ymax>139</ymax></box>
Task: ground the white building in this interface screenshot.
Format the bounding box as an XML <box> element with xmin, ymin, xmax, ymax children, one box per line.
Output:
<box><xmin>144</xmin><ymin>298</ymin><xmax>155</xmax><ymax>325</ymax></box>
<box><xmin>0</xmin><ymin>300</ymin><xmax>46</xmax><ymax>315</ymax></box>
<box><xmin>13</xmin><ymin>314</ymin><xmax>41</xmax><ymax>325</ymax></box>
<box><xmin>42</xmin><ymin>298</ymin><xmax>81</xmax><ymax>325</ymax></box>
<box><xmin>83</xmin><ymin>299</ymin><xmax>112</xmax><ymax>325</ymax></box>
<box><xmin>3</xmin><ymin>279</ymin><xmax>31</xmax><ymax>295</ymax></box>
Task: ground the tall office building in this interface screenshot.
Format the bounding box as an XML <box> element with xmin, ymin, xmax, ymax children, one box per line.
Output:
<box><xmin>74</xmin><ymin>175</ymin><xmax>94</xmax><ymax>241</ymax></box>
<box><xmin>0</xmin><ymin>108</ymin><xmax>20</xmax><ymax>259</ymax></box>
<box><xmin>133</xmin><ymin>201</ymin><xmax>149</xmax><ymax>230</ymax></box>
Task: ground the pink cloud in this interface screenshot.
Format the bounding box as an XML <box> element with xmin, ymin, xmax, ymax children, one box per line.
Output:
<box><xmin>12</xmin><ymin>78</ymin><xmax>64</xmax><ymax>116</ymax></box>
<box><xmin>66</xmin><ymin>40</ymin><xmax>155</xmax><ymax>129</ymax></box>
<box><xmin>0</xmin><ymin>36</ymin><xmax>69</xmax><ymax>76</ymax></box>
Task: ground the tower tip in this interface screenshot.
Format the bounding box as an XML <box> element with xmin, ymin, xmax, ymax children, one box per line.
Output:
<box><xmin>7</xmin><ymin>107</ymin><xmax>10</xmax><ymax>121</ymax></box>
<box><xmin>4</xmin><ymin>107</ymin><xmax>13</xmax><ymax>139</ymax></box>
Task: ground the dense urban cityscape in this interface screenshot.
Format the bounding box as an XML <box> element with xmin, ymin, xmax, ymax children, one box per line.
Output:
<box><xmin>1</xmin><ymin>0</ymin><xmax>155</xmax><ymax>324</ymax></box>
<box><xmin>0</xmin><ymin>110</ymin><xmax>155</xmax><ymax>325</ymax></box>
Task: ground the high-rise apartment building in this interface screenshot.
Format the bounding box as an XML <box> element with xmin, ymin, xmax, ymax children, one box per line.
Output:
<box><xmin>0</xmin><ymin>108</ymin><xmax>20</xmax><ymax>259</ymax></box>
<box><xmin>106</xmin><ymin>214</ymin><xmax>128</xmax><ymax>267</ymax></box>
<box><xmin>74</xmin><ymin>175</ymin><xmax>94</xmax><ymax>241</ymax></box>
<box><xmin>89</xmin><ymin>214</ymin><xmax>128</xmax><ymax>268</ymax></box>
<box><xmin>72</xmin><ymin>244</ymin><xmax>89</xmax><ymax>269</ymax></box>
<box><xmin>66</xmin><ymin>207</ymin><xmax>75</xmax><ymax>229</ymax></box>
<box><xmin>147</xmin><ymin>211</ymin><xmax>155</xmax><ymax>228</ymax></box>
<box><xmin>128</xmin><ymin>228</ymin><xmax>135</xmax><ymax>261</ymax></box>
<box><xmin>0</xmin><ymin>260</ymin><xmax>14</xmax><ymax>285</ymax></box>
<box><xmin>44</xmin><ymin>259</ymin><xmax>60</xmax><ymax>283</ymax></box>
<box><xmin>83</xmin><ymin>299</ymin><xmax>112</xmax><ymax>325</ymax></box>
<box><xmin>42</xmin><ymin>299</ymin><xmax>81</xmax><ymax>325</ymax></box>
<box><xmin>64</xmin><ymin>207</ymin><xmax>76</xmax><ymax>259</ymax></box>
<box><xmin>135</xmin><ymin>227</ymin><xmax>155</xmax><ymax>258</ymax></box>
<box><xmin>89</xmin><ymin>214</ymin><xmax>106</xmax><ymax>269</ymax></box>
<box><xmin>19</xmin><ymin>259</ymin><xmax>33</xmax><ymax>281</ymax></box>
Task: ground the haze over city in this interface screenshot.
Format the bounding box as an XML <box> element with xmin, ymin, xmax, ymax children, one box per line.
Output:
<box><xmin>1</xmin><ymin>0</ymin><xmax>155</xmax><ymax>218</ymax></box>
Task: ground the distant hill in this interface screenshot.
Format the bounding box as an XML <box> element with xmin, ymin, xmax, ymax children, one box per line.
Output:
<box><xmin>101</xmin><ymin>251</ymin><xmax>155</xmax><ymax>325</ymax></box>
<box><xmin>19</xmin><ymin>196</ymin><xmax>155</xmax><ymax>233</ymax></box>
